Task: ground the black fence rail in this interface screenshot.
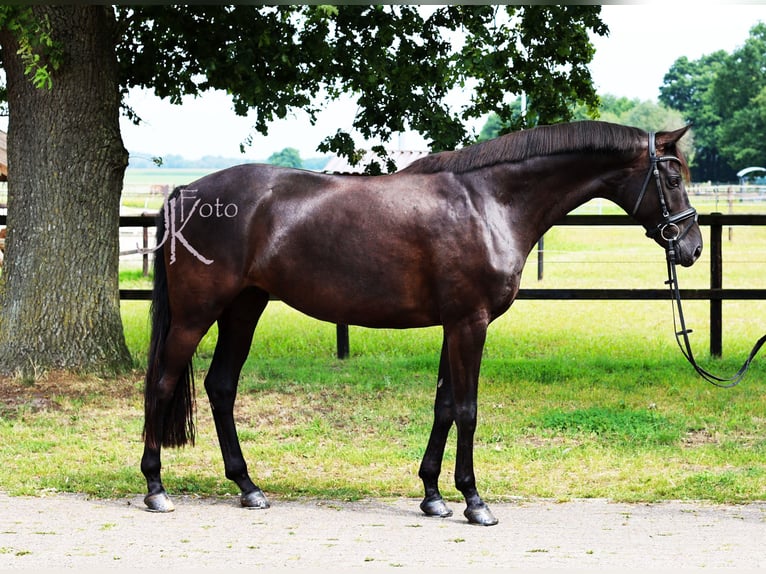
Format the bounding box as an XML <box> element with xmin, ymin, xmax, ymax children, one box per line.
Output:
<box><xmin>3</xmin><ymin>212</ymin><xmax>765</xmax><ymax>358</ymax></box>
<box><xmin>117</xmin><ymin>212</ymin><xmax>766</xmax><ymax>358</ymax></box>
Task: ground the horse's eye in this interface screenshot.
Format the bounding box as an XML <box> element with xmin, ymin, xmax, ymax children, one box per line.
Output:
<box><xmin>668</xmin><ymin>176</ymin><xmax>681</xmax><ymax>188</ymax></box>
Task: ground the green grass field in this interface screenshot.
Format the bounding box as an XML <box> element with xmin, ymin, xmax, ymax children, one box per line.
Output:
<box><xmin>124</xmin><ymin>168</ymin><xmax>220</xmax><ymax>187</ymax></box>
<box><xmin>2</xmin><ymin>207</ymin><xmax>765</xmax><ymax>505</ymax></box>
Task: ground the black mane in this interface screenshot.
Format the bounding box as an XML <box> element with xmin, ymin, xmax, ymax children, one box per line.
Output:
<box><xmin>404</xmin><ymin>121</ymin><xmax>647</xmax><ymax>175</ymax></box>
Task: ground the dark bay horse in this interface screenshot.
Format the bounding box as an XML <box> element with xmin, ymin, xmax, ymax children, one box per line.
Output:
<box><xmin>141</xmin><ymin>121</ymin><xmax>702</xmax><ymax>525</ymax></box>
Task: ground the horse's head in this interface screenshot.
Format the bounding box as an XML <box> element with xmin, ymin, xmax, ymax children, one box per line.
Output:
<box><xmin>630</xmin><ymin>126</ymin><xmax>702</xmax><ymax>267</ymax></box>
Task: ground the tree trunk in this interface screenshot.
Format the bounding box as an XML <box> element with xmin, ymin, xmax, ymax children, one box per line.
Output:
<box><xmin>0</xmin><ymin>6</ymin><xmax>132</xmax><ymax>374</ymax></box>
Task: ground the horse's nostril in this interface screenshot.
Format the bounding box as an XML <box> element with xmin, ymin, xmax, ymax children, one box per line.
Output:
<box><xmin>694</xmin><ymin>245</ymin><xmax>702</xmax><ymax>260</ymax></box>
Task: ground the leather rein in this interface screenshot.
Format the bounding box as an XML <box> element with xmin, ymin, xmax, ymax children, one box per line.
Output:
<box><xmin>634</xmin><ymin>132</ymin><xmax>765</xmax><ymax>388</ymax></box>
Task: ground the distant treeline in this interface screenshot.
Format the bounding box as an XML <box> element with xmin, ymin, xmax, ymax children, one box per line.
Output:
<box><xmin>127</xmin><ymin>152</ymin><xmax>330</xmax><ymax>171</ymax></box>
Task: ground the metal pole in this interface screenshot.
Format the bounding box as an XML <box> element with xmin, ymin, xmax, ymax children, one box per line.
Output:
<box><xmin>537</xmin><ymin>236</ymin><xmax>544</xmax><ymax>281</ymax></box>
<box><xmin>710</xmin><ymin>214</ymin><xmax>723</xmax><ymax>357</ymax></box>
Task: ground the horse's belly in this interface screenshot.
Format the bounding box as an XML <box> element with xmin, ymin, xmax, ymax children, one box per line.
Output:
<box><xmin>266</xmin><ymin>278</ymin><xmax>441</xmax><ymax>329</ymax></box>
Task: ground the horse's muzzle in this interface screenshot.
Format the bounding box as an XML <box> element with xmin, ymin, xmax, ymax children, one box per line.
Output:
<box><xmin>682</xmin><ymin>242</ymin><xmax>703</xmax><ymax>267</ymax></box>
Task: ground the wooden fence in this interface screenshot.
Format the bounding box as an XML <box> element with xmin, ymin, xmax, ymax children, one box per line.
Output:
<box><xmin>526</xmin><ymin>213</ymin><xmax>766</xmax><ymax>358</ymax></box>
<box><xmin>117</xmin><ymin>212</ymin><xmax>766</xmax><ymax>359</ymax></box>
<box><xmin>2</xmin><ymin>212</ymin><xmax>765</xmax><ymax>359</ymax></box>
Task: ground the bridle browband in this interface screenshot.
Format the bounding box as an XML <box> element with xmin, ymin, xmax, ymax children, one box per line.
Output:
<box><xmin>635</xmin><ymin>132</ymin><xmax>764</xmax><ymax>388</ymax></box>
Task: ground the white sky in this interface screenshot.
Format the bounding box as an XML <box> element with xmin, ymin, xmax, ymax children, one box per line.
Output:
<box><xmin>40</xmin><ymin>5</ymin><xmax>766</xmax><ymax>161</ymax></box>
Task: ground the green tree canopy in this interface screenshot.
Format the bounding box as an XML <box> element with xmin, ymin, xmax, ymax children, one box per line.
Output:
<box><xmin>115</xmin><ymin>5</ymin><xmax>607</xmax><ymax>161</ymax></box>
<box><xmin>712</xmin><ymin>23</ymin><xmax>766</xmax><ymax>171</ymax></box>
<box><xmin>719</xmin><ymin>85</ymin><xmax>766</xmax><ymax>167</ymax></box>
<box><xmin>0</xmin><ymin>5</ymin><xmax>608</xmax><ymax>373</ymax></box>
<box><xmin>660</xmin><ymin>23</ymin><xmax>766</xmax><ymax>181</ymax></box>
<box><xmin>597</xmin><ymin>96</ymin><xmax>686</xmax><ymax>131</ymax></box>
<box><xmin>267</xmin><ymin>147</ymin><xmax>303</xmax><ymax>169</ymax></box>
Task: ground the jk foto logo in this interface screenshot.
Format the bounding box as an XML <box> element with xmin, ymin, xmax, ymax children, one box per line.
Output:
<box><xmin>141</xmin><ymin>187</ymin><xmax>238</xmax><ymax>265</ymax></box>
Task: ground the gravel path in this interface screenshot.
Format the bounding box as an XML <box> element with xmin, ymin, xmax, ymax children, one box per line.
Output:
<box><xmin>0</xmin><ymin>493</ymin><xmax>764</xmax><ymax>569</ymax></box>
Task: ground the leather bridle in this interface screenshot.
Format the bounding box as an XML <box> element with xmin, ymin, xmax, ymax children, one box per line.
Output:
<box><xmin>636</xmin><ymin>133</ymin><xmax>764</xmax><ymax>388</ymax></box>
<box><xmin>631</xmin><ymin>132</ymin><xmax>698</xmax><ymax>242</ymax></box>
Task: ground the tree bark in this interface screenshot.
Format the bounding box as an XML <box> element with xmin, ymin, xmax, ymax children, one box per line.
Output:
<box><xmin>0</xmin><ymin>6</ymin><xmax>132</xmax><ymax>374</ymax></box>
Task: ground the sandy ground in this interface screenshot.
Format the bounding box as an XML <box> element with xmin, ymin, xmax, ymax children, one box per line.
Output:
<box><xmin>0</xmin><ymin>492</ymin><xmax>764</xmax><ymax>571</ymax></box>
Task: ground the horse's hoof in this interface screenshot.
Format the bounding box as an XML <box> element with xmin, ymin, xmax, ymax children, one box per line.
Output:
<box><xmin>464</xmin><ymin>503</ymin><xmax>498</xmax><ymax>526</ymax></box>
<box><xmin>420</xmin><ymin>497</ymin><xmax>453</xmax><ymax>518</ymax></box>
<box><xmin>241</xmin><ymin>489</ymin><xmax>270</xmax><ymax>509</ymax></box>
<box><xmin>144</xmin><ymin>491</ymin><xmax>175</xmax><ymax>513</ymax></box>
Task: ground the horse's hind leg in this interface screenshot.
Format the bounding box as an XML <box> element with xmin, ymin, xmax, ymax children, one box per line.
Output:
<box><xmin>204</xmin><ymin>287</ymin><xmax>270</xmax><ymax>509</ymax></box>
<box><xmin>418</xmin><ymin>335</ymin><xmax>455</xmax><ymax>518</ymax></box>
<box><xmin>142</xmin><ymin>321</ymin><xmax>211</xmax><ymax>512</ymax></box>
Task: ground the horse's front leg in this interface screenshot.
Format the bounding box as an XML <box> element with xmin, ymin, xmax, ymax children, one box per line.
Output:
<box><xmin>418</xmin><ymin>336</ymin><xmax>455</xmax><ymax>518</ymax></box>
<box><xmin>446</xmin><ymin>316</ymin><xmax>498</xmax><ymax>526</ymax></box>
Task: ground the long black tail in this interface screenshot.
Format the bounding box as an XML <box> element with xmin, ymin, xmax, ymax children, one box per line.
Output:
<box><xmin>143</xmin><ymin>193</ymin><xmax>196</xmax><ymax>449</ymax></box>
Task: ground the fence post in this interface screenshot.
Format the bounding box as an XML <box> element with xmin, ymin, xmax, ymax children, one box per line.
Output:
<box><xmin>537</xmin><ymin>236</ymin><xmax>544</xmax><ymax>281</ymax></box>
<box><xmin>336</xmin><ymin>324</ymin><xmax>349</xmax><ymax>359</ymax></box>
<box><xmin>142</xmin><ymin>225</ymin><xmax>149</xmax><ymax>276</ymax></box>
<box><xmin>710</xmin><ymin>213</ymin><xmax>723</xmax><ymax>357</ymax></box>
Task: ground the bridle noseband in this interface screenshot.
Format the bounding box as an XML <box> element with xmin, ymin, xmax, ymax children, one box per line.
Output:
<box><xmin>631</xmin><ymin>132</ymin><xmax>697</xmax><ymax>243</ymax></box>
<box><xmin>634</xmin><ymin>133</ymin><xmax>764</xmax><ymax>388</ymax></box>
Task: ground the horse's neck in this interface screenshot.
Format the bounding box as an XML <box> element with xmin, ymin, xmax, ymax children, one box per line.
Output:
<box><xmin>486</xmin><ymin>154</ymin><xmax>633</xmax><ymax>251</ymax></box>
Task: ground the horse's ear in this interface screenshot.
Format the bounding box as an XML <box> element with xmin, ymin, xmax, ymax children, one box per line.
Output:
<box><xmin>656</xmin><ymin>124</ymin><xmax>693</xmax><ymax>180</ymax></box>
<box><xmin>656</xmin><ymin>124</ymin><xmax>692</xmax><ymax>147</ymax></box>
